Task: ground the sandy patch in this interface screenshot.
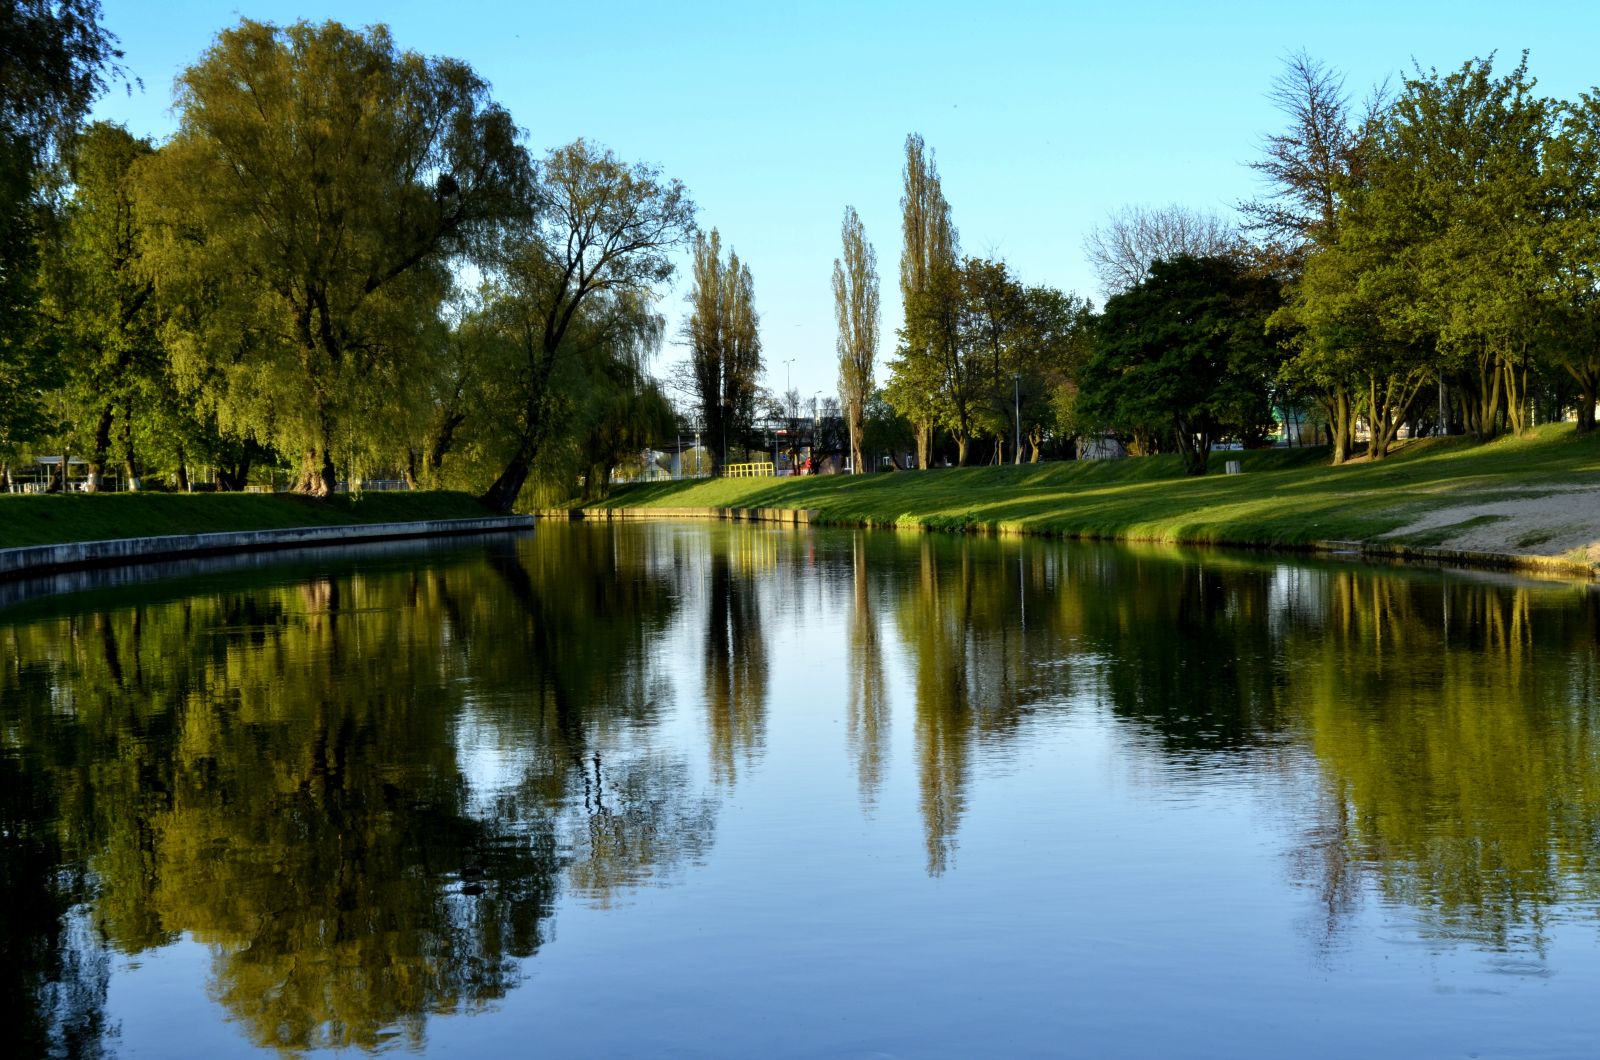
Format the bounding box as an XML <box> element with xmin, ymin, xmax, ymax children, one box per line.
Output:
<box><xmin>1381</xmin><ymin>484</ymin><xmax>1600</xmax><ymax>561</ymax></box>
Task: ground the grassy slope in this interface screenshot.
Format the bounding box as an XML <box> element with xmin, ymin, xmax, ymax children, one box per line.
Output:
<box><xmin>0</xmin><ymin>491</ymin><xmax>496</xmax><ymax>549</ymax></box>
<box><xmin>585</xmin><ymin>424</ymin><xmax>1600</xmax><ymax>555</ymax></box>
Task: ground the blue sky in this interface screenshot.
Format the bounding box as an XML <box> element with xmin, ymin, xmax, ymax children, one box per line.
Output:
<box><xmin>90</xmin><ymin>0</ymin><xmax>1600</xmax><ymax>404</ymax></box>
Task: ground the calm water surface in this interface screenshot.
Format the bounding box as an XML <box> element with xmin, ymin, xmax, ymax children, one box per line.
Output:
<box><xmin>3</xmin><ymin>523</ymin><xmax>1599</xmax><ymax>1058</ymax></box>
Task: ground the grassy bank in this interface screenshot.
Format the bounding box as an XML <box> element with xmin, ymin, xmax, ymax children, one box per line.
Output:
<box><xmin>0</xmin><ymin>490</ymin><xmax>495</xmax><ymax>549</ymax></box>
<box><xmin>583</xmin><ymin>424</ymin><xmax>1600</xmax><ymax>563</ymax></box>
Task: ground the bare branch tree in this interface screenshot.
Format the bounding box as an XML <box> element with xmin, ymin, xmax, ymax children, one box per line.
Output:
<box><xmin>1241</xmin><ymin>50</ymin><xmax>1386</xmax><ymax>263</ymax></box>
<box><xmin>1082</xmin><ymin>203</ymin><xmax>1237</xmax><ymax>297</ymax></box>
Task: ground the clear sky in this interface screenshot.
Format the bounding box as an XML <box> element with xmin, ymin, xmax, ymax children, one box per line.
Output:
<box><xmin>89</xmin><ymin>0</ymin><xmax>1600</xmax><ymax>405</ymax></box>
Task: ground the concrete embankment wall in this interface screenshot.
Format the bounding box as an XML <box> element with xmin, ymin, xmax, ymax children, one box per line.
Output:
<box><xmin>0</xmin><ymin>515</ymin><xmax>535</xmax><ymax>580</ymax></box>
<box><xmin>538</xmin><ymin>506</ymin><xmax>1597</xmax><ymax>582</ymax></box>
<box><xmin>538</xmin><ymin>506</ymin><xmax>819</xmax><ymax>526</ymax></box>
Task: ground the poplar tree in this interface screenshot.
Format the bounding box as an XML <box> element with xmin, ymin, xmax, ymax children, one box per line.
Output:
<box><xmin>832</xmin><ymin>206</ymin><xmax>879</xmax><ymax>474</ymax></box>
<box><xmin>686</xmin><ymin>229</ymin><xmax>761</xmax><ymax>473</ymax></box>
<box><xmin>888</xmin><ymin>133</ymin><xmax>957</xmax><ymax>469</ymax></box>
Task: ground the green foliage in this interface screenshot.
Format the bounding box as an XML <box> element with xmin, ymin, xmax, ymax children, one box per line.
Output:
<box><xmin>833</xmin><ymin>205</ymin><xmax>879</xmax><ymax>474</ymax></box>
<box><xmin>585</xmin><ymin>422</ymin><xmax>1600</xmax><ymax>561</ymax></box>
<box><xmin>1</xmin><ymin>0</ymin><xmax>124</xmax><ymax>464</ymax></box>
<box><xmin>136</xmin><ymin>18</ymin><xmax>530</xmax><ymax>495</ymax></box>
<box><xmin>33</xmin><ymin>121</ymin><xmax>166</xmax><ymax>486</ymax></box>
<box><xmin>685</xmin><ymin>228</ymin><xmax>761</xmax><ymax>473</ymax></box>
<box><xmin>478</xmin><ymin>138</ymin><xmax>693</xmax><ymax>510</ymax></box>
<box><xmin>1080</xmin><ymin>256</ymin><xmax>1282</xmax><ymax>474</ymax></box>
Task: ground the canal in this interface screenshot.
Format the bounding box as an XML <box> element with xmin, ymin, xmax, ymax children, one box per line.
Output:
<box><xmin>2</xmin><ymin>522</ymin><xmax>1598</xmax><ymax>1057</ymax></box>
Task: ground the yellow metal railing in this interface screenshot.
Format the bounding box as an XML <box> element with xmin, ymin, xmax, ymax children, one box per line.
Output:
<box><xmin>723</xmin><ymin>462</ymin><xmax>775</xmax><ymax>478</ymax></box>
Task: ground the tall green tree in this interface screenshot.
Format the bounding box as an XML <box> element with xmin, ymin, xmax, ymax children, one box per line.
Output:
<box><xmin>1545</xmin><ymin>91</ymin><xmax>1600</xmax><ymax>433</ymax></box>
<box><xmin>832</xmin><ymin>205</ymin><xmax>879</xmax><ymax>475</ymax></box>
<box><xmin>1</xmin><ymin>0</ymin><xmax>125</xmax><ymax>476</ymax></box>
<box><xmin>137</xmin><ymin>19</ymin><xmax>529</xmax><ymax>496</ymax></box>
<box><xmin>1350</xmin><ymin>54</ymin><xmax>1551</xmax><ymax>439</ymax></box>
<box><xmin>1080</xmin><ymin>255</ymin><xmax>1281</xmax><ymax>475</ymax></box>
<box><xmin>36</xmin><ymin>121</ymin><xmax>160</xmax><ymax>490</ymax></box>
<box><xmin>1246</xmin><ymin>52</ymin><xmax>1381</xmax><ymax>461</ymax></box>
<box><xmin>889</xmin><ymin>133</ymin><xmax>957</xmax><ymax>469</ymax></box>
<box><xmin>478</xmin><ymin>139</ymin><xmax>693</xmax><ymax>510</ymax></box>
<box><xmin>958</xmin><ymin>258</ymin><xmax>1029</xmax><ymax>463</ymax></box>
<box><xmin>1015</xmin><ymin>285</ymin><xmax>1094</xmax><ymax>462</ymax></box>
<box><xmin>685</xmin><ymin>229</ymin><xmax>762</xmax><ymax>474</ymax></box>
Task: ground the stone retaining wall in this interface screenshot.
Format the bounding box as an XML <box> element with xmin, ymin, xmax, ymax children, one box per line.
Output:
<box><xmin>0</xmin><ymin>515</ymin><xmax>534</xmax><ymax>580</ymax></box>
<box><xmin>539</xmin><ymin>506</ymin><xmax>818</xmax><ymax>526</ymax></box>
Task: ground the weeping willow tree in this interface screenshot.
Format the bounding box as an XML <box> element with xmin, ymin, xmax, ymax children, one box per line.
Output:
<box><xmin>477</xmin><ymin>139</ymin><xmax>693</xmax><ymax>511</ymax></box>
<box><xmin>136</xmin><ymin>19</ymin><xmax>529</xmax><ymax>496</ymax></box>
<box><xmin>441</xmin><ymin>277</ymin><xmax>670</xmax><ymax>507</ymax></box>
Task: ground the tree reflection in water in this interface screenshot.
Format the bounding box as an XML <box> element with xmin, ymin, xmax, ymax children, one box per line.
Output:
<box><xmin>4</xmin><ymin>525</ymin><xmax>1600</xmax><ymax>1054</ymax></box>
<box><xmin>701</xmin><ymin>532</ymin><xmax>770</xmax><ymax>785</ymax></box>
<box><xmin>0</xmin><ymin>527</ymin><xmax>713</xmax><ymax>1052</ymax></box>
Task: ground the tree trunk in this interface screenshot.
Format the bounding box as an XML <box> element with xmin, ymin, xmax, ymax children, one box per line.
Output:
<box><xmin>481</xmin><ymin>450</ymin><xmax>531</xmax><ymax>512</ymax></box>
<box><xmin>1326</xmin><ymin>388</ymin><xmax>1354</xmax><ymax>465</ymax></box>
<box><xmin>120</xmin><ymin>407</ymin><xmax>141</xmax><ymax>491</ymax></box>
<box><xmin>1175</xmin><ymin>418</ymin><xmax>1210</xmax><ymax>476</ymax></box>
<box><xmin>1501</xmin><ymin>347</ymin><xmax>1529</xmax><ymax>436</ymax></box>
<box><xmin>915</xmin><ymin>420</ymin><xmax>932</xmax><ymax>470</ymax></box>
<box><xmin>293</xmin><ymin>448</ymin><xmax>336</xmax><ymax>497</ymax></box>
<box><xmin>1565</xmin><ymin>361</ymin><xmax>1598</xmax><ymax>434</ymax></box>
<box><xmin>955</xmin><ymin>435</ymin><xmax>968</xmax><ymax>467</ymax></box>
<box><xmin>217</xmin><ymin>455</ymin><xmax>253</xmax><ymax>492</ymax></box>
<box><xmin>848</xmin><ymin>405</ymin><xmax>864</xmax><ymax>474</ymax></box>
<box><xmin>404</xmin><ymin>448</ymin><xmax>419</xmax><ymax>490</ymax></box>
<box><xmin>424</xmin><ymin>411</ymin><xmax>466</xmax><ymax>479</ymax></box>
<box><xmin>175</xmin><ymin>445</ymin><xmax>190</xmax><ymax>493</ymax></box>
<box><xmin>84</xmin><ymin>406</ymin><xmax>115</xmax><ymax>492</ymax></box>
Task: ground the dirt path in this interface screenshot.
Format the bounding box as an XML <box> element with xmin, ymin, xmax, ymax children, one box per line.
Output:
<box><xmin>1381</xmin><ymin>485</ymin><xmax>1600</xmax><ymax>562</ymax></box>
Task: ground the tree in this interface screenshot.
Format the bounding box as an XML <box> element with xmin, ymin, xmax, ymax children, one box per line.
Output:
<box><xmin>889</xmin><ymin>133</ymin><xmax>958</xmax><ymax>469</ymax></box>
<box><xmin>1</xmin><ymin>0</ymin><xmax>125</xmax><ymax>465</ymax></box>
<box><xmin>833</xmin><ymin>206</ymin><xmax>879</xmax><ymax>475</ymax></box>
<box><xmin>1317</xmin><ymin>54</ymin><xmax>1552</xmax><ymax>442</ymax></box>
<box><xmin>478</xmin><ymin>139</ymin><xmax>693</xmax><ymax>510</ymax></box>
<box><xmin>1542</xmin><ymin>92</ymin><xmax>1600</xmax><ymax>432</ymax></box>
<box><xmin>1080</xmin><ymin>255</ymin><xmax>1281</xmax><ymax>475</ymax></box>
<box><xmin>1245</xmin><ymin>53</ymin><xmax>1382</xmax><ymax>460</ymax></box>
<box><xmin>957</xmin><ymin>258</ymin><xmax>1028</xmax><ymax>463</ymax></box>
<box><xmin>137</xmin><ymin>19</ymin><xmax>530</xmax><ymax>496</ymax></box>
<box><xmin>1016</xmin><ymin>285</ymin><xmax>1095</xmax><ymax>461</ymax></box>
<box><xmin>36</xmin><ymin>121</ymin><xmax>160</xmax><ymax>490</ymax></box>
<box><xmin>685</xmin><ymin>229</ymin><xmax>762</xmax><ymax>474</ymax></box>
<box><xmin>1082</xmin><ymin>203</ymin><xmax>1237</xmax><ymax>297</ymax></box>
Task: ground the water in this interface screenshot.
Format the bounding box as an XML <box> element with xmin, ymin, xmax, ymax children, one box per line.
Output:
<box><xmin>2</xmin><ymin>522</ymin><xmax>1599</xmax><ymax>1058</ymax></box>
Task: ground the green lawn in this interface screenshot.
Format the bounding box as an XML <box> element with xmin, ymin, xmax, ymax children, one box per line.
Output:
<box><xmin>0</xmin><ymin>490</ymin><xmax>496</xmax><ymax>549</ymax></box>
<box><xmin>584</xmin><ymin>424</ymin><xmax>1600</xmax><ymax>558</ymax></box>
